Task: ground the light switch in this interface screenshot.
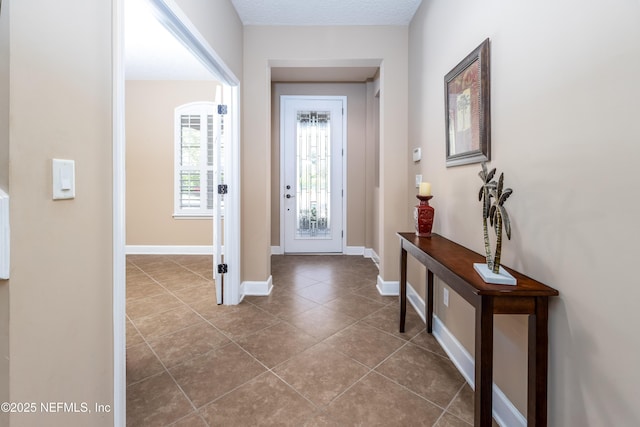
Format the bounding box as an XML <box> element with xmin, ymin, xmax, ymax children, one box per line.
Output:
<box><xmin>52</xmin><ymin>159</ymin><xmax>75</xmax><ymax>200</ymax></box>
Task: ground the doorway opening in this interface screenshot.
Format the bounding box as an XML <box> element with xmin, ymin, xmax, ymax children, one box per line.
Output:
<box><xmin>280</xmin><ymin>96</ymin><xmax>346</xmax><ymax>254</ymax></box>
<box><xmin>114</xmin><ymin>0</ymin><xmax>240</xmax><ymax>423</ymax></box>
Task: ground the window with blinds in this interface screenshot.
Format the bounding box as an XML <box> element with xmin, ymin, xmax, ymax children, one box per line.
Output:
<box><xmin>174</xmin><ymin>102</ymin><xmax>215</xmax><ymax>216</ymax></box>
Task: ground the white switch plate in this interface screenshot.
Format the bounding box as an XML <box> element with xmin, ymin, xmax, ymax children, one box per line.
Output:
<box><xmin>415</xmin><ymin>174</ymin><xmax>422</xmax><ymax>188</ymax></box>
<box><xmin>412</xmin><ymin>147</ymin><xmax>422</xmax><ymax>162</ymax></box>
<box><xmin>443</xmin><ymin>288</ymin><xmax>449</xmax><ymax>307</ymax></box>
<box><xmin>52</xmin><ymin>159</ymin><xmax>75</xmax><ymax>200</ymax></box>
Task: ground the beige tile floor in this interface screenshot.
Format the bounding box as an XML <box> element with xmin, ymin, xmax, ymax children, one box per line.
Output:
<box><xmin>126</xmin><ymin>254</ymin><xmax>491</xmax><ymax>426</ymax></box>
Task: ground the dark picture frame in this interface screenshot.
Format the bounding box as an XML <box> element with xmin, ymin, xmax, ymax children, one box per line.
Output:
<box><xmin>445</xmin><ymin>38</ymin><xmax>491</xmax><ymax>167</ymax></box>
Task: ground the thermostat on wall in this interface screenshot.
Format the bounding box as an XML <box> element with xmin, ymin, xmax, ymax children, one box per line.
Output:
<box><xmin>412</xmin><ymin>147</ymin><xmax>422</xmax><ymax>162</ymax></box>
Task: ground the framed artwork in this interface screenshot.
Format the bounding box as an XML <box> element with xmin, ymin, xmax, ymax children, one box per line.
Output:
<box><xmin>445</xmin><ymin>38</ymin><xmax>491</xmax><ymax>167</ymax></box>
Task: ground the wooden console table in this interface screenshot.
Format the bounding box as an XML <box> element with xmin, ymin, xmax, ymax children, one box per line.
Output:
<box><xmin>398</xmin><ymin>232</ymin><xmax>558</xmax><ymax>427</ymax></box>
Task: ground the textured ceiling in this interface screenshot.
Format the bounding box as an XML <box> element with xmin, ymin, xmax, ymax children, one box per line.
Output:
<box><xmin>231</xmin><ymin>0</ymin><xmax>423</xmax><ymax>26</ymax></box>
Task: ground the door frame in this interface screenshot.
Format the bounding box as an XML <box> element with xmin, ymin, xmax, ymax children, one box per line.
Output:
<box><xmin>113</xmin><ymin>0</ymin><xmax>241</xmax><ymax>424</ymax></box>
<box><xmin>279</xmin><ymin>95</ymin><xmax>347</xmax><ymax>254</ymax></box>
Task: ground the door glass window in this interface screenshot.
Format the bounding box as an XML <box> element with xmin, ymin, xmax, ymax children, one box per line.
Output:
<box><xmin>296</xmin><ymin>111</ymin><xmax>331</xmax><ymax>239</ymax></box>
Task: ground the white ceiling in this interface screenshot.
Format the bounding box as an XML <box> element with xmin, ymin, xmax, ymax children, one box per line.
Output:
<box><xmin>125</xmin><ymin>0</ymin><xmax>422</xmax><ymax>81</ymax></box>
<box><xmin>125</xmin><ymin>0</ymin><xmax>215</xmax><ymax>81</ymax></box>
<box><xmin>230</xmin><ymin>0</ymin><xmax>423</xmax><ymax>26</ymax></box>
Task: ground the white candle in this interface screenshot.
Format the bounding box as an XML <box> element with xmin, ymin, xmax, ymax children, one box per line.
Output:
<box><xmin>419</xmin><ymin>182</ymin><xmax>431</xmax><ymax>196</ymax></box>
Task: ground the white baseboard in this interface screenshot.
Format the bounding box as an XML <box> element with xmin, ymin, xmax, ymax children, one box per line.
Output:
<box><xmin>406</xmin><ymin>282</ymin><xmax>526</xmax><ymax>427</ymax></box>
<box><xmin>406</xmin><ymin>281</ymin><xmax>426</xmax><ymax>322</ymax></box>
<box><xmin>345</xmin><ymin>246</ymin><xmax>364</xmax><ymax>255</ymax></box>
<box><xmin>241</xmin><ymin>275</ymin><xmax>273</xmax><ymax>296</ymax></box>
<box><xmin>376</xmin><ymin>275</ymin><xmax>399</xmax><ymax>296</ymax></box>
<box><xmin>272</xmin><ymin>246</ymin><xmax>377</xmax><ymax>258</ymax></box>
<box><xmin>364</xmin><ymin>248</ymin><xmax>378</xmax><ymax>261</ymax></box>
<box><xmin>126</xmin><ymin>245</ymin><xmax>215</xmax><ymax>255</ymax></box>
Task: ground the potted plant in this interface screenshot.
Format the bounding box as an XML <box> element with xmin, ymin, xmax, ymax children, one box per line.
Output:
<box><xmin>475</xmin><ymin>162</ymin><xmax>516</xmax><ymax>285</ymax></box>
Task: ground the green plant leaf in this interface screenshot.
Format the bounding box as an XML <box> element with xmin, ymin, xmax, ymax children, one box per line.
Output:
<box><xmin>497</xmin><ymin>173</ymin><xmax>504</xmax><ymax>199</ymax></box>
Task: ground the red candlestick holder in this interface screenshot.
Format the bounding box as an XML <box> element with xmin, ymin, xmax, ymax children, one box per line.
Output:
<box><xmin>414</xmin><ymin>195</ymin><xmax>434</xmax><ymax>237</ymax></box>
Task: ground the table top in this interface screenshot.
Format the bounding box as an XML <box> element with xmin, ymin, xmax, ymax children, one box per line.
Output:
<box><xmin>398</xmin><ymin>232</ymin><xmax>559</xmax><ymax>297</ymax></box>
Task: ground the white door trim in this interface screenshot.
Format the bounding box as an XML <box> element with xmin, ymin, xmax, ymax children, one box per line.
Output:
<box><xmin>114</xmin><ymin>0</ymin><xmax>241</xmax><ymax>424</ymax></box>
<box><xmin>279</xmin><ymin>95</ymin><xmax>347</xmax><ymax>254</ymax></box>
<box><xmin>145</xmin><ymin>0</ymin><xmax>241</xmax><ymax>305</ymax></box>
<box><xmin>112</xmin><ymin>1</ymin><xmax>126</xmax><ymax>424</ymax></box>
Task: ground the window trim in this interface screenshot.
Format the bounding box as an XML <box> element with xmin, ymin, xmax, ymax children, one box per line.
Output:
<box><xmin>174</xmin><ymin>101</ymin><xmax>215</xmax><ymax>218</ymax></box>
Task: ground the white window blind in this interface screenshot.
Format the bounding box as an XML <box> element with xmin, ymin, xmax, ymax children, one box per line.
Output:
<box><xmin>174</xmin><ymin>102</ymin><xmax>215</xmax><ymax>217</ymax></box>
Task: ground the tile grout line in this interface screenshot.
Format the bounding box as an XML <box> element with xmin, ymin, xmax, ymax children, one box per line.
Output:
<box><xmin>128</xmin><ymin>254</ymin><xmax>465</xmax><ymax>425</ymax></box>
<box><xmin>128</xmin><ymin>258</ymin><xmax>220</xmax><ymax>426</ymax></box>
<box><xmin>367</xmin><ymin>352</ymin><xmax>454</xmax><ymax>414</ymax></box>
<box><xmin>437</xmin><ymin>381</ymin><xmax>475</xmax><ymax>426</ymax></box>
<box><xmin>126</xmin><ymin>323</ymin><xmax>202</xmax><ymax>426</ymax></box>
<box><xmin>126</xmin><ymin>271</ymin><xmax>204</xmax><ymax>415</ymax></box>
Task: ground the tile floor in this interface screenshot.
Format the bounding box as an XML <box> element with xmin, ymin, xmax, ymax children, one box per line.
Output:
<box><xmin>126</xmin><ymin>254</ymin><xmax>494</xmax><ymax>426</ymax></box>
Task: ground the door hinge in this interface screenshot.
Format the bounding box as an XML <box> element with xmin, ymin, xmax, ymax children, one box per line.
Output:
<box><xmin>218</xmin><ymin>184</ymin><xmax>228</xmax><ymax>194</ymax></box>
<box><xmin>217</xmin><ymin>263</ymin><xmax>228</xmax><ymax>274</ymax></box>
<box><xmin>217</xmin><ymin>104</ymin><xmax>228</xmax><ymax>115</ymax></box>
<box><xmin>341</xmin><ymin>230</ymin><xmax>344</xmax><ymax>238</ymax></box>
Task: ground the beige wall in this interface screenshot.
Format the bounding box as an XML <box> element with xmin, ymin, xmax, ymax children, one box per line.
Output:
<box><xmin>270</xmin><ymin>83</ymin><xmax>369</xmax><ymax>249</ymax></box>
<box><xmin>244</xmin><ymin>26</ymin><xmax>409</xmax><ymax>282</ymax></box>
<box><xmin>126</xmin><ymin>80</ymin><xmax>216</xmax><ymax>247</ymax></box>
<box><xmin>175</xmin><ymin>0</ymin><xmax>243</xmax><ymax>80</ymax></box>
<box><xmin>409</xmin><ymin>0</ymin><xmax>640</xmax><ymax>424</ymax></box>
<box><xmin>0</xmin><ymin>2</ymin><xmax>9</xmax><ymax>424</ymax></box>
<box><xmin>1</xmin><ymin>0</ymin><xmax>243</xmax><ymax>425</ymax></box>
<box><xmin>0</xmin><ymin>0</ymin><xmax>8</xmax><ymax>190</ymax></box>
<box><xmin>9</xmin><ymin>0</ymin><xmax>113</xmax><ymax>425</ymax></box>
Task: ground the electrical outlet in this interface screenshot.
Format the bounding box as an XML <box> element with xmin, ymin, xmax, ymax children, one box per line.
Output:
<box><xmin>415</xmin><ymin>174</ymin><xmax>422</xmax><ymax>188</ymax></box>
<box><xmin>443</xmin><ymin>288</ymin><xmax>449</xmax><ymax>307</ymax></box>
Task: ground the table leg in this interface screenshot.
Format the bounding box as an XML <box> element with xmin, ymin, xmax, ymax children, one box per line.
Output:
<box><xmin>399</xmin><ymin>247</ymin><xmax>407</xmax><ymax>333</ymax></box>
<box><xmin>475</xmin><ymin>296</ymin><xmax>494</xmax><ymax>427</ymax></box>
<box><xmin>528</xmin><ymin>297</ymin><xmax>549</xmax><ymax>427</ymax></box>
<box><xmin>426</xmin><ymin>270</ymin><xmax>434</xmax><ymax>333</ymax></box>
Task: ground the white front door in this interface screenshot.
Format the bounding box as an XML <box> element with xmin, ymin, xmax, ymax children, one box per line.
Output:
<box><xmin>281</xmin><ymin>96</ymin><xmax>345</xmax><ymax>253</ymax></box>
